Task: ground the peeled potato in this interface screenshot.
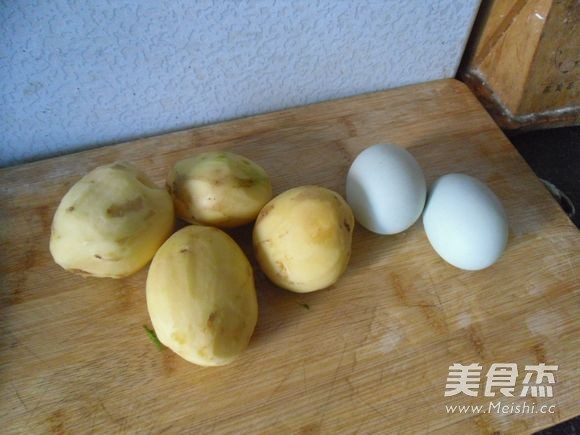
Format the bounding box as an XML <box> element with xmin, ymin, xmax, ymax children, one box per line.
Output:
<box><xmin>49</xmin><ymin>161</ymin><xmax>174</xmax><ymax>278</ymax></box>
<box><xmin>253</xmin><ymin>185</ymin><xmax>354</xmax><ymax>293</ymax></box>
<box><xmin>146</xmin><ymin>225</ymin><xmax>258</xmax><ymax>366</ymax></box>
<box><xmin>167</xmin><ymin>151</ymin><xmax>272</xmax><ymax>228</ymax></box>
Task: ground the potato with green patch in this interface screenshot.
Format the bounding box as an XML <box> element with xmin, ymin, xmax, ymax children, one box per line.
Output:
<box><xmin>146</xmin><ymin>225</ymin><xmax>258</xmax><ymax>366</ymax></box>
<box><xmin>167</xmin><ymin>151</ymin><xmax>272</xmax><ymax>228</ymax></box>
<box><xmin>49</xmin><ymin>161</ymin><xmax>174</xmax><ymax>278</ymax></box>
<box><xmin>253</xmin><ymin>185</ymin><xmax>354</xmax><ymax>293</ymax></box>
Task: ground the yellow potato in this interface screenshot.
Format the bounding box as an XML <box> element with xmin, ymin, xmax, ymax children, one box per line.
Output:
<box><xmin>49</xmin><ymin>161</ymin><xmax>174</xmax><ymax>278</ymax></box>
<box><xmin>167</xmin><ymin>151</ymin><xmax>272</xmax><ymax>228</ymax></box>
<box><xmin>253</xmin><ymin>185</ymin><xmax>354</xmax><ymax>293</ymax></box>
<box><xmin>146</xmin><ymin>225</ymin><xmax>258</xmax><ymax>366</ymax></box>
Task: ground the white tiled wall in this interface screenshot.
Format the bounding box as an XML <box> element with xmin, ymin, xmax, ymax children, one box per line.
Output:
<box><xmin>0</xmin><ymin>0</ymin><xmax>480</xmax><ymax>166</ymax></box>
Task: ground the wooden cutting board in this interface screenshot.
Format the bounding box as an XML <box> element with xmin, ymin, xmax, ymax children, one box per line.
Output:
<box><xmin>1</xmin><ymin>79</ymin><xmax>578</xmax><ymax>434</ymax></box>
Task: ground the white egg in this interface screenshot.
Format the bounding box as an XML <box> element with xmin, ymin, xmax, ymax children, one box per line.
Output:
<box><xmin>346</xmin><ymin>143</ymin><xmax>427</xmax><ymax>234</ymax></box>
<box><xmin>422</xmin><ymin>173</ymin><xmax>508</xmax><ymax>270</ymax></box>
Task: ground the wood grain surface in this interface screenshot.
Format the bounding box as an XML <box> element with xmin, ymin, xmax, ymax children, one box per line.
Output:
<box><xmin>462</xmin><ymin>0</ymin><xmax>580</xmax><ymax>128</ymax></box>
<box><xmin>1</xmin><ymin>79</ymin><xmax>578</xmax><ymax>434</ymax></box>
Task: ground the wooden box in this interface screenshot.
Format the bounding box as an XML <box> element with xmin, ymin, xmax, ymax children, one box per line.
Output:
<box><xmin>461</xmin><ymin>0</ymin><xmax>579</xmax><ymax>129</ymax></box>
